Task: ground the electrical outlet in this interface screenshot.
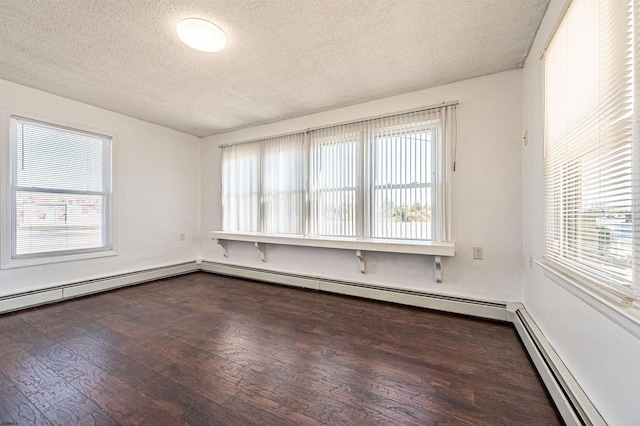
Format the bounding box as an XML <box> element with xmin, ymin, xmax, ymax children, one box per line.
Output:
<box><xmin>369</xmin><ymin>255</ymin><xmax>381</xmax><ymax>262</ymax></box>
<box><xmin>180</xmin><ymin>233</ymin><xmax>186</xmax><ymax>241</ymax></box>
<box><xmin>472</xmin><ymin>247</ymin><xmax>483</xmax><ymax>260</ymax></box>
<box><xmin>523</xmin><ymin>129</ymin><xmax>529</xmax><ymax>146</ymax></box>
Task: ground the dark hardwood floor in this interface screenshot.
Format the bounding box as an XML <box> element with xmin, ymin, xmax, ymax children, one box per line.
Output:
<box><xmin>0</xmin><ymin>272</ymin><xmax>563</xmax><ymax>425</ymax></box>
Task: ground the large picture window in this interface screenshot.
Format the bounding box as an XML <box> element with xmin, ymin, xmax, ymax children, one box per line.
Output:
<box><xmin>5</xmin><ymin>116</ymin><xmax>112</xmax><ymax>264</ymax></box>
<box><xmin>221</xmin><ymin>104</ymin><xmax>456</xmax><ymax>243</ymax></box>
<box><xmin>543</xmin><ymin>0</ymin><xmax>638</xmax><ymax>303</ymax></box>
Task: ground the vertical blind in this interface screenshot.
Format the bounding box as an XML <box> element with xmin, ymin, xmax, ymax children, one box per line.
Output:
<box><xmin>11</xmin><ymin>117</ymin><xmax>111</xmax><ymax>257</ymax></box>
<box><xmin>544</xmin><ymin>0</ymin><xmax>637</xmax><ymax>299</ymax></box>
<box><xmin>221</xmin><ymin>141</ymin><xmax>260</xmax><ymax>232</ymax></box>
<box><xmin>261</xmin><ymin>134</ymin><xmax>306</xmax><ymax>234</ymax></box>
<box><xmin>368</xmin><ymin>106</ymin><xmax>455</xmax><ymax>241</ymax></box>
<box><xmin>222</xmin><ymin>134</ymin><xmax>306</xmax><ymax>234</ymax></box>
<box><xmin>221</xmin><ymin>103</ymin><xmax>456</xmax><ymax>242</ymax></box>
<box><xmin>309</xmin><ymin>124</ymin><xmax>360</xmax><ymax>237</ymax></box>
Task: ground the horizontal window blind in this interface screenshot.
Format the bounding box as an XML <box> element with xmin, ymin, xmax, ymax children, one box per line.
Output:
<box><xmin>634</xmin><ymin>0</ymin><xmax>640</xmax><ymax>304</ymax></box>
<box><xmin>221</xmin><ymin>102</ymin><xmax>456</xmax><ymax>242</ymax></box>
<box><xmin>11</xmin><ymin>117</ymin><xmax>111</xmax><ymax>257</ymax></box>
<box><xmin>544</xmin><ymin>0</ymin><xmax>636</xmax><ymax>298</ymax></box>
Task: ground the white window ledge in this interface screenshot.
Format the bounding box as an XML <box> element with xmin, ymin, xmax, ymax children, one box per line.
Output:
<box><xmin>209</xmin><ymin>231</ymin><xmax>454</xmax><ymax>282</ymax></box>
<box><xmin>537</xmin><ymin>259</ymin><xmax>640</xmax><ymax>341</ymax></box>
<box><xmin>1</xmin><ymin>249</ymin><xmax>117</xmax><ymax>270</ymax></box>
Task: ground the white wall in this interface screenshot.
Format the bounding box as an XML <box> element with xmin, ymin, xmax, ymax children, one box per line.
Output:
<box><xmin>202</xmin><ymin>70</ymin><xmax>523</xmax><ymax>302</ymax></box>
<box><xmin>0</xmin><ymin>79</ymin><xmax>202</xmax><ymax>297</ymax></box>
<box><xmin>522</xmin><ymin>1</ymin><xmax>640</xmax><ymax>424</ymax></box>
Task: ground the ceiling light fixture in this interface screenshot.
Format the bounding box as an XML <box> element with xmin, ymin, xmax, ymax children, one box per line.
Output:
<box><xmin>176</xmin><ymin>18</ymin><xmax>226</xmax><ymax>53</ymax></box>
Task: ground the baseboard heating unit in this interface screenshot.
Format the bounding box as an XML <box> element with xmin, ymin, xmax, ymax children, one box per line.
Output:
<box><xmin>509</xmin><ymin>304</ymin><xmax>606</xmax><ymax>426</ymax></box>
<box><xmin>0</xmin><ymin>261</ymin><xmax>198</xmax><ymax>314</ymax></box>
<box><xmin>200</xmin><ymin>260</ymin><xmax>509</xmax><ymax>321</ymax></box>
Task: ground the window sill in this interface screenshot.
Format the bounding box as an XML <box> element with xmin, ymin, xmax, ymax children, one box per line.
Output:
<box><xmin>210</xmin><ymin>231</ymin><xmax>454</xmax><ymax>255</ymax></box>
<box><xmin>209</xmin><ymin>231</ymin><xmax>454</xmax><ymax>281</ymax></box>
<box><xmin>536</xmin><ymin>258</ymin><xmax>640</xmax><ymax>341</ymax></box>
<box><xmin>1</xmin><ymin>249</ymin><xmax>117</xmax><ymax>270</ymax></box>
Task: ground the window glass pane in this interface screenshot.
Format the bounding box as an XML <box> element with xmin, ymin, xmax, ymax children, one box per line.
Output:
<box><xmin>261</xmin><ymin>135</ymin><xmax>305</xmax><ymax>234</ymax></box>
<box><xmin>16</xmin><ymin>121</ymin><xmax>105</xmax><ymax>192</ymax></box>
<box><xmin>14</xmin><ymin>191</ymin><xmax>105</xmax><ymax>255</ymax></box>
<box><xmin>222</xmin><ymin>142</ymin><xmax>260</xmax><ymax>232</ymax></box>
<box><xmin>373</xmin><ymin>187</ymin><xmax>432</xmax><ymax>240</ymax></box>
<box><xmin>310</xmin><ymin>132</ymin><xmax>358</xmax><ymax>237</ymax></box>
<box><xmin>371</xmin><ymin>127</ymin><xmax>433</xmax><ymax>240</ymax></box>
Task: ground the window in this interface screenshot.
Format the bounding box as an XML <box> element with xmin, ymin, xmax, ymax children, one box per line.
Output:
<box><xmin>310</xmin><ymin>125</ymin><xmax>359</xmax><ymax>237</ymax></box>
<box><xmin>369</xmin><ymin>118</ymin><xmax>436</xmax><ymax>240</ymax></box>
<box><xmin>3</xmin><ymin>116</ymin><xmax>113</xmax><ymax>266</ymax></box>
<box><xmin>221</xmin><ymin>141</ymin><xmax>260</xmax><ymax>232</ymax></box>
<box><xmin>261</xmin><ymin>134</ymin><xmax>306</xmax><ymax>234</ymax></box>
<box><xmin>543</xmin><ymin>0</ymin><xmax>638</xmax><ymax>303</ymax></box>
<box><xmin>221</xmin><ymin>104</ymin><xmax>456</xmax><ymax>243</ymax></box>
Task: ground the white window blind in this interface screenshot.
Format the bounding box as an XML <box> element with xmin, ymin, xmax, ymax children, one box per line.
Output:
<box><xmin>310</xmin><ymin>124</ymin><xmax>360</xmax><ymax>237</ymax></box>
<box><xmin>222</xmin><ymin>134</ymin><xmax>306</xmax><ymax>234</ymax></box>
<box><xmin>368</xmin><ymin>107</ymin><xmax>455</xmax><ymax>241</ymax></box>
<box><xmin>222</xmin><ymin>141</ymin><xmax>260</xmax><ymax>232</ymax></box>
<box><xmin>544</xmin><ymin>0</ymin><xmax>637</xmax><ymax>301</ymax></box>
<box><xmin>261</xmin><ymin>134</ymin><xmax>306</xmax><ymax>234</ymax></box>
<box><xmin>221</xmin><ymin>103</ymin><xmax>456</xmax><ymax>242</ymax></box>
<box><xmin>10</xmin><ymin>117</ymin><xmax>112</xmax><ymax>258</ymax></box>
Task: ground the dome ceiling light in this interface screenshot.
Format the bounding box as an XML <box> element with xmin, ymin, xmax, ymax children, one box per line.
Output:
<box><xmin>176</xmin><ymin>18</ymin><xmax>226</xmax><ymax>53</ymax></box>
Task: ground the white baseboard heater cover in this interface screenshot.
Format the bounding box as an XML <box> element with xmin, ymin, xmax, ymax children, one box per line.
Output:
<box><xmin>0</xmin><ymin>262</ymin><xmax>198</xmax><ymax>314</ymax></box>
<box><xmin>200</xmin><ymin>261</ymin><xmax>509</xmax><ymax>321</ymax></box>
<box><xmin>509</xmin><ymin>304</ymin><xmax>606</xmax><ymax>426</ymax></box>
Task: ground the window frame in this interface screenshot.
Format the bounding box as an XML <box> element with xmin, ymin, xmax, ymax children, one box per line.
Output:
<box><xmin>367</xmin><ymin>122</ymin><xmax>438</xmax><ymax>240</ymax></box>
<box><xmin>0</xmin><ymin>110</ymin><xmax>116</xmax><ymax>269</ymax></box>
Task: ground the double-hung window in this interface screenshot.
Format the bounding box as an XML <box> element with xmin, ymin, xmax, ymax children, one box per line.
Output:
<box><xmin>221</xmin><ymin>104</ymin><xmax>456</xmax><ymax>244</ymax></box>
<box><xmin>2</xmin><ymin>116</ymin><xmax>113</xmax><ymax>267</ymax></box>
<box><xmin>543</xmin><ymin>0</ymin><xmax>638</xmax><ymax>305</ymax></box>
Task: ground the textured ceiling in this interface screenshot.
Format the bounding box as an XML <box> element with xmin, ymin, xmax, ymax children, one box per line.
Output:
<box><xmin>0</xmin><ymin>0</ymin><xmax>549</xmax><ymax>137</ymax></box>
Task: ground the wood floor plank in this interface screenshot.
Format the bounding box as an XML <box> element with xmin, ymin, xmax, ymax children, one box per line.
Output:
<box><xmin>41</xmin><ymin>393</ymin><xmax>118</xmax><ymax>426</ymax></box>
<box><xmin>136</xmin><ymin>376</ymin><xmax>253</xmax><ymax>426</ymax></box>
<box><xmin>0</xmin><ymin>386</ymin><xmax>52</xmax><ymax>425</ymax></box>
<box><xmin>66</xmin><ymin>362</ymin><xmax>184</xmax><ymax>425</ymax></box>
<box><xmin>0</xmin><ymin>345</ymin><xmax>80</xmax><ymax>411</ymax></box>
<box><xmin>223</xmin><ymin>387</ymin><xmax>322</xmax><ymax>426</ymax></box>
<box><xmin>0</xmin><ymin>272</ymin><xmax>563</xmax><ymax>425</ymax></box>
